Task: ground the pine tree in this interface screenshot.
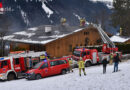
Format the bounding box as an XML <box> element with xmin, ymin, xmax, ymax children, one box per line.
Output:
<box><xmin>111</xmin><ymin>0</ymin><xmax>130</xmax><ymax>36</ymax></box>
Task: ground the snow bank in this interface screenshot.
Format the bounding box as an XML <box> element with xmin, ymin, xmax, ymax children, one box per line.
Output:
<box><xmin>0</xmin><ymin>60</ymin><xmax>130</xmax><ymax>90</ymax></box>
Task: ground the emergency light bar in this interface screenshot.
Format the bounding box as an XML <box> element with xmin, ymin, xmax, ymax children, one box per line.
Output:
<box><xmin>0</xmin><ymin>57</ymin><xmax>4</xmax><ymax>60</ymax></box>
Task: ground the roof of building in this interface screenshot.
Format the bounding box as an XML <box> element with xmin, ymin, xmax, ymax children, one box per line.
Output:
<box><xmin>110</xmin><ymin>35</ymin><xmax>130</xmax><ymax>43</ymax></box>
<box><xmin>4</xmin><ymin>25</ymin><xmax>84</xmax><ymax>44</ymax></box>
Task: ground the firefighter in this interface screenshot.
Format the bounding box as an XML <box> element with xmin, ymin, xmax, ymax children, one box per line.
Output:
<box><xmin>120</xmin><ymin>27</ymin><xmax>122</xmax><ymax>36</ymax></box>
<box><xmin>60</xmin><ymin>17</ymin><xmax>66</xmax><ymax>25</ymax></box>
<box><xmin>78</xmin><ymin>57</ymin><xmax>86</xmax><ymax>76</ymax></box>
<box><xmin>109</xmin><ymin>53</ymin><xmax>113</xmax><ymax>65</ymax></box>
<box><xmin>80</xmin><ymin>18</ymin><xmax>86</xmax><ymax>27</ymax></box>
<box><xmin>68</xmin><ymin>58</ymin><xmax>73</xmax><ymax>72</ymax></box>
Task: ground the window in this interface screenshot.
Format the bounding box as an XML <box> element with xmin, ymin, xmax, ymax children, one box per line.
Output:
<box><xmin>14</xmin><ymin>58</ymin><xmax>20</xmax><ymax>65</ymax></box>
<box><xmin>85</xmin><ymin>37</ymin><xmax>89</xmax><ymax>45</ymax></box>
<box><xmin>86</xmin><ymin>51</ymin><xmax>90</xmax><ymax>55</ymax></box>
<box><xmin>73</xmin><ymin>51</ymin><xmax>81</xmax><ymax>57</ymax></box>
<box><xmin>33</xmin><ymin>62</ymin><xmax>43</xmax><ymax>69</ymax></box>
<box><xmin>40</xmin><ymin>63</ymin><xmax>48</xmax><ymax>69</ymax></box>
<box><xmin>69</xmin><ymin>45</ymin><xmax>72</xmax><ymax>52</ymax></box>
<box><xmin>50</xmin><ymin>61</ymin><xmax>59</xmax><ymax>66</ymax></box>
<box><xmin>59</xmin><ymin>60</ymin><xmax>67</xmax><ymax>65</ymax></box>
<box><xmin>84</xmin><ymin>32</ymin><xmax>89</xmax><ymax>35</ymax></box>
<box><xmin>96</xmin><ymin>39</ymin><xmax>102</xmax><ymax>44</ymax></box>
<box><xmin>81</xmin><ymin>52</ymin><xmax>86</xmax><ymax>57</ymax></box>
<box><xmin>1</xmin><ymin>61</ymin><xmax>8</xmax><ymax>68</ymax></box>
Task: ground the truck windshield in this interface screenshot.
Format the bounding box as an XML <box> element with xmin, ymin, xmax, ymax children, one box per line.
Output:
<box><xmin>33</xmin><ymin>62</ymin><xmax>43</xmax><ymax>69</ymax></box>
<box><xmin>73</xmin><ymin>50</ymin><xmax>81</xmax><ymax>57</ymax></box>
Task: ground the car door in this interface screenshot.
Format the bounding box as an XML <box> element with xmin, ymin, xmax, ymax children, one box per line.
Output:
<box><xmin>1</xmin><ymin>60</ymin><xmax>11</xmax><ymax>73</ymax></box>
<box><xmin>40</xmin><ymin>62</ymin><xmax>50</xmax><ymax>77</ymax></box>
<box><xmin>13</xmin><ymin>58</ymin><xmax>21</xmax><ymax>72</ymax></box>
<box><xmin>58</xmin><ymin>60</ymin><xmax>67</xmax><ymax>73</ymax></box>
<box><xmin>49</xmin><ymin>60</ymin><xmax>59</xmax><ymax>75</ymax></box>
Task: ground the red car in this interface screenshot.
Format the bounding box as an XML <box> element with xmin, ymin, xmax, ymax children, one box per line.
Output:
<box><xmin>25</xmin><ymin>58</ymin><xmax>69</xmax><ymax>80</ymax></box>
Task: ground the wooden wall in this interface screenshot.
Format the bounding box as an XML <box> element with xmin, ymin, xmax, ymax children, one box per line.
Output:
<box><xmin>45</xmin><ymin>27</ymin><xmax>101</xmax><ymax>58</ymax></box>
<box><xmin>10</xmin><ymin>42</ymin><xmax>30</xmax><ymax>51</ymax></box>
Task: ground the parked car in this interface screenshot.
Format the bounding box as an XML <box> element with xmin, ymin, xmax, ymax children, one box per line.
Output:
<box><xmin>24</xmin><ymin>58</ymin><xmax>69</xmax><ymax>80</ymax></box>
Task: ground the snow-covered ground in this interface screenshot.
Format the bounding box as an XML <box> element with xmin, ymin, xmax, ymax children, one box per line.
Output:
<box><xmin>0</xmin><ymin>60</ymin><xmax>130</xmax><ymax>90</ymax></box>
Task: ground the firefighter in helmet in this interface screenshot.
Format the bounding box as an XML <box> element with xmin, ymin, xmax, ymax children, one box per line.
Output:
<box><xmin>78</xmin><ymin>57</ymin><xmax>86</xmax><ymax>76</ymax></box>
<box><xmin>60</xmin><ymin>17</ymin><xmax>66</xmax><ymax>25</ymax></box>
<box><xmin>120</xmin><ymin>27</ymin><xmax>123</xmax><ymax>36</ymax></box>
<box><xmin>68</xmin><ymin>58</ymin><xmax>73</xmax><ymax>72</ymax></box>
<box><xmin>80</xmin><ymin>18</ymin><xmax>86</xmax><ymax>27</ymax></box>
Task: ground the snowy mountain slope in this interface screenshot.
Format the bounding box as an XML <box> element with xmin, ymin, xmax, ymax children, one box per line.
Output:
<box><xmin>1</xmin><ymin>0</ymin><xmax>113</xmax><ymax>33</ymax></box>
<box><xmin>0</xmin><ymin>60</ymin><xmax>130</xmax><ymax>90</ymax></box>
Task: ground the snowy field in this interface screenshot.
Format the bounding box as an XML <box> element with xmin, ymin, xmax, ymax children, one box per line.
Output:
<box><xmin>0</xmin><ymin>60</ymin><xmax>130</xmax><ymax>90</ymax></box>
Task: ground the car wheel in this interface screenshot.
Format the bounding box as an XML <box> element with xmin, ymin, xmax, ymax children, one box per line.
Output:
<box><xmin>61</xmin><ymin>70</ymin><xmax>66</xmax><ymax>75</ymax></box>
<box><xmin>35</xmin><ymin>74</ymin><xmax>42</xmax><ymax>80</ymax></box>
<box><xmin>7</xmin><ymin>73</ymin><xmax>15</xmax><ymax>81</ymax></box>
<box><xmin>85</xmin><ymin>62</ymin><xmax>91</xmax><ymax>67</ymax></box>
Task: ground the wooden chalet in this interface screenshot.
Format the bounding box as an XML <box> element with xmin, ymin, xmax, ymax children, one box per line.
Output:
<box><xmin>6</xmin><ymin>25</ymin><xmax>103</xmax><ymax>58</ymax></box>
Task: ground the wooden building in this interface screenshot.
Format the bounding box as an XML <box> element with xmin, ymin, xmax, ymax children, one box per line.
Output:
<box><xmin>8</xmin><ymin>25</ymin><xmax>103</xmax><ymax>58</ymax></box>
<box><xmin>125</xmin><ymin>39</ymin><xmax>130</xmax><ymax>44</ymax></box>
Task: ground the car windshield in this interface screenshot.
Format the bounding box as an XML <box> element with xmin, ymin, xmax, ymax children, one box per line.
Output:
<box><xmin>73</xmin><ymin>50</ymin><xmax>81</xmax><ymax>57</ymax></box>
<box><xmin>33</xmin><ymin>62</ymin><xmax>43</xmax><ymax>69</ymax></box>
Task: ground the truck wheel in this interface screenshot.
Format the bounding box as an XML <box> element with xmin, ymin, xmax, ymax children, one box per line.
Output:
<box><xmin>35</xmin><ymin>74</ymin><xmax>42</xmax><ymax>80</ymax></box>
<box><xmin>85</xmin><ymin>62</ymin><xmax>91</xmax><ymax>67</ymax></box>
<box><xmin>7</xmin><ymin>73</ymin><xmax>16</xmax><ymax>81</ymax></box>
<box><xmin>61</xmin><ymin>70</ymin><xmax>66</xmax><ymax>75</ymax></box>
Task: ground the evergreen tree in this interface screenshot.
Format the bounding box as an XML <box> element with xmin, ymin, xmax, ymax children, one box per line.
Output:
<box><xmin>111</xmin><ymin>0</ymin><xmax>130</xmax><ymax>36</ymax></box>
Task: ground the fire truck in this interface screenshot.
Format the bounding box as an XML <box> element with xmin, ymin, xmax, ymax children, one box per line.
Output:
<box><xmin>0</xmin><ymin>1</ymin><xmax>4</xmax><ymax>14</ymax></box>
<box><xmin>72</xmin><ymin>24</ymin><xmax>121</xmax><ymax>67</ymax></box>
<box><xmin>0</xmin><ymin>51</ymin><xmax>45</xmax><ymax>80</ymax></box>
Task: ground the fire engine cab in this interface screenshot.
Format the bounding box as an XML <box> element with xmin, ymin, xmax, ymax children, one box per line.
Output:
<box><xmin>73</xmin><ymin>48</ymin><xmax>99</xmax><ymax>67</ymax></box>
<box><xmin>0</xmin><ymin>51</ymin><xmax>45</xmax><ymax>80</ymax></box>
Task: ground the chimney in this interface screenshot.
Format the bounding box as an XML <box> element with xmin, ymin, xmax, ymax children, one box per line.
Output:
<box><xmin>45</xmin><ymin>26</ymin><xmax>52</xmax><ymax>33</ymax></box>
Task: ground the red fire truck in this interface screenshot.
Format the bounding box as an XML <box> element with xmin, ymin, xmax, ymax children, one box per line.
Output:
<box><xmin>0</xmin><ymin>51</ymin><xmax>45</xmax><ymax>80</ymax></box>
<box><xmin>0</xmin><ymin>1</ymin><xmax>4</xmax><ymax>14</ymax></box>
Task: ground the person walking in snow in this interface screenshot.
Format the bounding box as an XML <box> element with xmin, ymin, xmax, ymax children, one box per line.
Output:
<box><xmin>78</xmin><ymin>57</ymin><xmax>86</xmax><ymax>76</ymax></box>
<box><xmin>68</xmin><ymin>58</ymin><xmax>73</xmax><ymax>72</ymax></box>
<box><xmin>113</xmin><ymin>53</ymin><xmax>121</xmax><ymax>72</ymax></box>
<box><xmin>102</xmin><ymin>57</ymin><xmax>108</xmax><ymax>74</ymax></box>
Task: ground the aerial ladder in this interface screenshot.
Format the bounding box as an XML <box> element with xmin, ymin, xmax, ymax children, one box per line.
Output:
<box><xmin>92</xmin><ymin>24</ymin><xmax>118</xmax><ymax>54</ymax></box>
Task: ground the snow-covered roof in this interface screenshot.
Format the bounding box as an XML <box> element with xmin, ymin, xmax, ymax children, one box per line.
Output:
<box><xmin>90</xmin><ymin>0</ymin><xmax>113</xmax><ymax>9</ymax></box>
<box><xmin>110</xmin><ymin>35</ymin><xmax>130</xmax><ymax>43</ymax></box>
<box><xmin>4</xmin><ymin>25</ymin><xmax>83</xmax><ymax>44</ymax></box>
